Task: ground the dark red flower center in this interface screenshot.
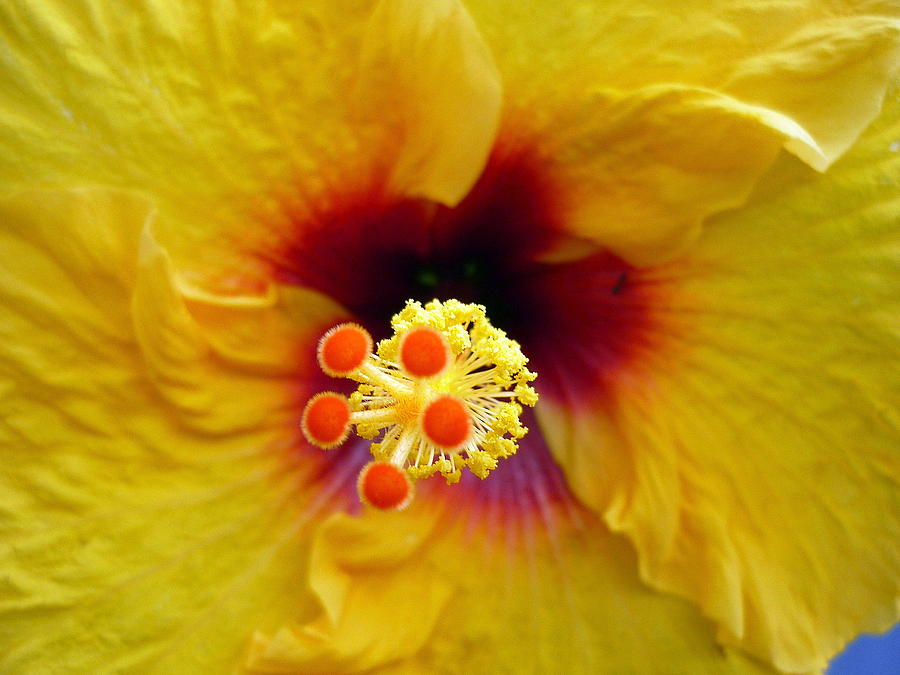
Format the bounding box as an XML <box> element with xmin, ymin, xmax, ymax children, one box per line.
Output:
<box><xmin>259</xmin><ymin>137</ymin><xmax>668</xmax><ymax>522</ymax></box>
<box><xmin>264</xmin><ymin>140</ymin><xmax>659</xmax><ymax>409</ymax></box>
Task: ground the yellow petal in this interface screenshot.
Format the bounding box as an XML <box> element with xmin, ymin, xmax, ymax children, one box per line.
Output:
<box><xmin>180</xmin><ymin>282</ymin><xmax>345</xmax><ymax>376</ymax></box>
<box><xmin>0</xmin><ymin>0</ymin><xmax>503</xmax><ymax>266</ymax></box>
<box><xmin>546</xmin><ymin>85</ymin><xmax>821</xmax><ymax>265</ymax></box>
<box><xmin>0</xmin><ymin>1</ymin><xmax>371</xmax><ymax>260</ymax></box>
<box><xmin>539</xmin><ymin>89</ymin><xmax>900</xmax><ymax>672</ymax></box>
<box><xmin>723</xmin><ymin>15</ymin><xmax>900</xmax><ymax>170</ymax></box>
<box><xmin>248</xmin><ymin>497</ymin><xmax>781</xmax><ymax>673</ymax></box>
<box><xmin>0</xmin><ymin>188</ymin><xmax>340</xmax><ymax>672</ymax></box>
<box><xmin>246</xmin><ymin>506</ymin><xmax>452</xmax><ymax>673</ymax></box>
<box><xmin>357</xmin><ymin>0</ymin><xmax>502</xmax><ymax>206</ymax></box>
<box><xmin>467</xmin><ymin>0</ymin><xmax>900</xmax><ymax>263</ymax></box>
<box><xmin>132</xmin><ymin>223</ymin><xmax>342</xmax><ymax>434</ymax></box>
<box><xmin>470</xmin><ymin>0</ymin><xmax>899</xmax><ymax>167</ymax></box>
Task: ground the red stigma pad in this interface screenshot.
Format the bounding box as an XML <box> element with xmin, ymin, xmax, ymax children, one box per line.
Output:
<box><xmin>422</xmin><ymin>395</ymin><xmax>471</xmax><ymax>449</ymax></box>
<box><xmin>358</xmin><ymin>462</ymin><xmax>413</xmax><ymax>510</ymax></box>
<box><xmin>318</xmin><ymin>323</ymin><xmax>372</xmax><ymax>376</ymax></box>
<box><xmin>399</xmin><ymin>326</ymin><xmax>450</xmax><ymax>378</ymax></box>
<box><xmin>302</xmin><ymin>392</ymin><xmax>351</xmax><ymax>448</ymax></box>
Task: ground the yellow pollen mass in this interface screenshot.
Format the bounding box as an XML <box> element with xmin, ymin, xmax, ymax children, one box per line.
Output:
<box><xmin>303</xmin><ymin>299</ymin><xmax>538</xmax><ymax>505</ymax></box>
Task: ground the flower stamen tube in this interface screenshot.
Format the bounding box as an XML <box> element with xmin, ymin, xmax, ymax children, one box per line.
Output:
<box><xmin>300</xmin><ymin>299</ymin><xmax>539</xmax><ymax>509</ymax></box>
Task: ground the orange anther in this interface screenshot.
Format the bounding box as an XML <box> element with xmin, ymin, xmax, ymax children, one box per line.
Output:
<box><xmin>318</xmin><ymin>323</ymin><xmax>372</xmax><ymax>377</ymax></box>
<box><xmin>357</xmin><ymin>461</ymin><xmax>414</xmax><ymax>510</ymax></box>
<box><xmin>399</xmin><ymin>326</ymin><xmax>450</xmax><ymax>378</ymax></box>
<box><xmin>301</xmin><ymin>392</ymin><xmax>351</xmax><ymax>448</ymax></box>
<box><xmin>422</xmin><ymin>395</ymin><xmax>471</xmax><ymax>449</ymax></box>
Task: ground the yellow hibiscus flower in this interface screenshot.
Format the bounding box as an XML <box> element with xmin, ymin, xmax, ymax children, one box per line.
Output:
<box><xmin>0</xmin><ymin>1</ymin><xmax>898</xmax><ymax>673</ymax></box>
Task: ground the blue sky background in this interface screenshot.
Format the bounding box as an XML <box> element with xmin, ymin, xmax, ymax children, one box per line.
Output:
<box><xmin>827</xmin><ymin>621</ymin><xmax>900</xmax><ymax>674</ymax></box>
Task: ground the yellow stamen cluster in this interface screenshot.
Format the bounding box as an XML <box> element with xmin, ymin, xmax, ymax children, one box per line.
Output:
<box><xmin>316</xmin><ymin>299</ymin><xmax>538</xmax><ymax>493</ymax></box>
